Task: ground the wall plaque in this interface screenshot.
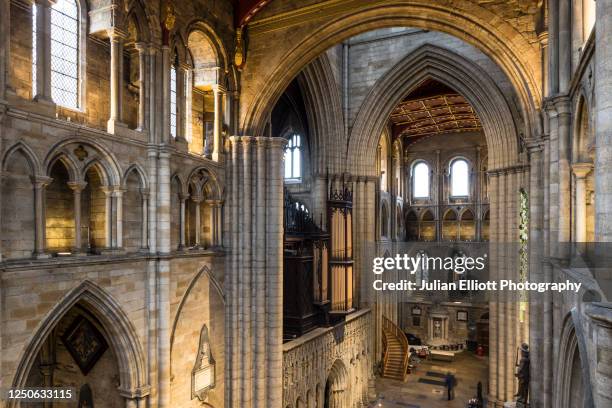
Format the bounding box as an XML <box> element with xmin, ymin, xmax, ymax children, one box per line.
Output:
<box><xmin>192</xmin><ymin>325</ymin><xmax>215</xmax><ymax>401</ymax></box>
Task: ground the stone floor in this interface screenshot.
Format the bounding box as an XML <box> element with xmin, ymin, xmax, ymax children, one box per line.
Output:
<box><xmin>372</xmin><ymin>351</ymin><xmax>489</xmax><ymax>408</ymax></box>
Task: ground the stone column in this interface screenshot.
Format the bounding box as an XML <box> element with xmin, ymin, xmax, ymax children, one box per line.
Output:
<box><xmin>212</xmin><ymin>85</ymin><xmax>226</xmax><ymax>162</ymax></box>
<box><xmin>585</xmin><ymin>303</ymin><xmax>612</xmax><ymax>408</ymax></box>
<box><xmin>595</xmin><ymin>0</ymin><xmax>612</xmax><ymax>241</ymax></box>
<box><xmin>135</xmin><ymin>42</ymin><xmax>147</xmax><ymax>132</ymax></box>
<box><xmin>140</xmin><ymin>189</ymin><xmax>149</xmax><ymax>250</ymax></box>
<box><xmin>174</xmin><ymin>64</ymin><xmax>189</xmax><ymax>148</ymax></box>
<box><xmin>572</xmin><ymin>163</ymin><xmax>593</xmax><ymax>243</ymax></box>
<box><xmin>179</xmin><ymin>193</ymin><xmax>188</xmax><ymax>249</ymax></box>
<box><xmin>32</xmin><ymin>176</ymin><xmax>52</xmax><ymax>258</ymax></box>
<box><xmin>102</xmin><ymin>186</ymin><xmax>113</xmax><ymax>249</ymax></box>
<box><xmin>192</xmin><ymin>196</ymin><xmax>203</xmax><ymax>248</ymax></box>
<box><xmin>114</xmin><ymin>188</ymin><xmax>124</xmax><ymax>248</ymax></box>
<box><xmin>124</xmin><ymin>398</ymin><xmax>138</xmax><ymax>408</ymax></box>
<box><xmin>558</xmin><ymin>0</ymin><xmax>571</xmax><ymax>92</ymax></box>
<box><xmin>555</xmin><ymin>97</ymin><xmax>572</xmax><ymax>248</ymax></box>
<box><xmin>107</xmin><ymin>28</ymin><xmax>127</xmax><ymax>134</ymax></box>
<box><xmin>68</xmin><ymin>181</ymin><xmax>87</xmax><ymax>253</ymax></box>
<box><xmin>161</xmin><ymin>46</ymin><xmax>171</xmax><ymax>144</ymax></box>
<box><xmin>32</xmin><ymin>0</ymin><xmax>54</xmax><ymax>104</ymax></box>
<box><xmin>226</xmin><ymin>136</ymin><xmax>286</xmax><ymax>408</ymax></box>
<box><xmin>0</xmin><ymin>0</ymin><xmax>10</xmax><ymax>100</ymax></box>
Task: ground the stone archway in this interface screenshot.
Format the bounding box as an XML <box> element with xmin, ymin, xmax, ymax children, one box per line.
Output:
<box><xmin>323</xmin><ymin>359</ymin><xmax>349</xmax><ymax>408</ymax></box>
<box><xmin>10</xmin><ymin>280</ymin><xmax>149</xmax><ymax>408</ymax></box>
<box><xmin>239</xmin><ymin>1</ymin><xmax>541</xmax><ymax>138</ymax></box>
<box><xmin>555</xmin><ymin>310</ymin><xmax>595</xmax><ymax>408</ymax></box>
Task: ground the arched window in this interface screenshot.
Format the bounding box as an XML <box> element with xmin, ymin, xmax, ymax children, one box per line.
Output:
<box><xmin>33</xmin><ymin>0</ymin><xmax>81</xmax><ymax>109</ymax></box>
<box><xmin>412</xmin><ymin>162</ymin><xmax>430</xmax><ymax>198</ymax></box>
<box><xmin>284</xmin><ymin>134</ymin><xmax>302</xmax><ymax>181</ymax></box>
<box><xmin>381</xmin><ymin>203</ymin><xmax>389</xmax><ymax>238</ymax></box>
<box><xmin>170</xmin><ymin>65</ymin><xmax>177</xmax><ymax>138</ymax></box>
<box><xmin>450</xmin><ymin>159</ymin><xmax>470</xmax><ymax>197</ymax></box>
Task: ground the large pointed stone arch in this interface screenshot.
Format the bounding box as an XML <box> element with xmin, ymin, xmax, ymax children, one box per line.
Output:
<box><xmin>348</xmin><ymin>44</ymin><xmax>520</xmax><ymax>174</ymax></box>
<box><xmin>9</xmin><ymin>280</ymin><xmax>150</xmax><ymax>406</ymax></box>
<box><xmin>240</xmin><ymin>1</ymin><xmax>541</xmax><ymax>140</ymax></box>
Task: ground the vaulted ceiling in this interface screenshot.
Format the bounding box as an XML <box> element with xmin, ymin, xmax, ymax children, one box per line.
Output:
<box><xmin>389</xmin><ymin>79</ymin><xmax>482</xmax><ymax>140</ymax></box>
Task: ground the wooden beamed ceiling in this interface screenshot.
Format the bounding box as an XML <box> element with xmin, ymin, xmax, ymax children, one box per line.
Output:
<box><xmin>390</xmin><ymin>80</ymin><xmax>482</xmax><ymax>139</ymax></box>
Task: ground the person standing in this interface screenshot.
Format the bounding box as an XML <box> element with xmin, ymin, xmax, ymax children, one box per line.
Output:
<box><xmin>445</xmin><ymin>372</ymin><xmax>455</xmax><ymax>400</ymax></box>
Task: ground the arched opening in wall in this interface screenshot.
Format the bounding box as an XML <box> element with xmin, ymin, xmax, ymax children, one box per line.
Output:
<box><xmin>187</xmin><ymin>30</ymin><xmax>220</xmax><ymax>155</ymax></box>
<box><xmin>306</xmin><ymin>389</ymin><xmax>314</xmax><ymax>408</ymax></box>
<box><xmin>46</xmin><ymin>160</ymin><xmax>75</xmax><ymax>253</ymax></box>
<box><xmin>482</xmin><ymin>210</ymin><xmax>490</xmax><ymax>242</ymax></box>
<box><xmin>81</xmin><ymin>165</ymin><xmax>107</xmax><ymax>252</ymax></box>
<box><xmin>1</xmin><ymin>148</ymin><xmax>35</xmax><ymax>259</ymax></box>
<box><xmin>24</xmin><ymin>305</ymin><xmax>123</xmax><ymax>407</ymax></box>
<box><xmin>123</xmin><ymin>11</ymin><xmax>149</xmax><ymax>131</ymax></box>
<box><xmin>442</xmin><ymin>209</ymin><xmax>458</xmax><ymax>241</ymax></box>
<box><xmin>296</xmin><ymin>397</ymin><xmax>305</xmax><ymax>408</ymax></box>
<box><xmin>460</xmin><ymin>209</ymin><xmax>475</xmax><ymax>241</ymax></box>
<box><xmin>185</xmin><ymin>170</ymin><xmax>215</xmax><ymax>249</ymax></box>
<box><xmin>123</xmin><ymin>168</ymin><xmax>146</xmax><ymax>252</ymax></box>
<box><xmin>572</xmin><ymin>97</ymin><xmax>595</xmax><ymax>243</ymax></box>
<box><xmin>392</xmin><ymin>141</ymin><xmax>401</xmax><ymax>195</ymax></box>
<box><xmin>324</xmin><ymin>360</ymin><xmax>348</xmax><ymax>408</ymax></box>
<box><xmin>420</xmin><ymin>210</ymin><xmax>436</xmax><ymax>241</ymax></box>
<box><xmin>558</xmin><ymin>317</ymin><xmax>590</xmax><ymax>408</ymax></box>
<box><xmin>405</xmin><ymin>211</ymin><xmax>418</xmax><ymax>241</ymax></box>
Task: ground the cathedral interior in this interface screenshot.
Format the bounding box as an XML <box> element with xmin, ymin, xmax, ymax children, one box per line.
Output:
<box><xmin>0</xmin><ymin>0</ymin><xmax>611</xmax><ymax>407</ymax></box>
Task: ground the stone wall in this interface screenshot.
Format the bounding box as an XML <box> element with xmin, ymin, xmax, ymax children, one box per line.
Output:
<box><xmin>282</xmin><ymin>309</ymin><xmax>373</xmax><ymax>408</ymax></box>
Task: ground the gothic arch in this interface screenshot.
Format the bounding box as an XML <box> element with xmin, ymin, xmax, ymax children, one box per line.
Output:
<box><xmin>43</xmin><ymin>139</ymin><xmax>122</xmax><ymax>186</ymax></box>
<box><xmin>122</xmin><ymin>163</ymin><xmax>149</xmax><ymax>190</ymax></box>
<box><xmin>170</xmin><ymin>265</ymin><xmax>225</xmax><ymax>352</ymax></box>
<box><xmin>171</xmin><ymin>173</ymin><xmax>188</xmax><ymax>196</ymax></box>
<box><xmin>297</xmin><ymin>53</ymin><xmax>344</xmax><ymax>174</ymax></box>
<box><xmin>241</xmin><ymin>1</ymin><xmax>540</xmax><ymax>141</ymax></box>
<box><xmin>324</xmin><ymin>359</ymin><xmax>349</xmax><ymax>408</ymax></box>
<box><xmin>349</xmin><ymin>45</ymin><xmax>520</xmax><ymax>174</ymax></box>
<box><xmin>126</xmin><ymin>0</ymin><xmax>151</xmax><ymax>43</ymax></box>
<box><xmin>187</xmin><ymin>167</ymin><xmax>222</xmax><ymax>199</ymax></box>
<box><xmin>183</xmin><ymin>20</ymin><xmax>229</xmax><ymax>71</ymax></box>
<box><xmin>554</xmin><ymin>310</ymin><xmax>595</xmax><ymax>408</ymax></box>
<box><xmin>1</xmin><ymin>141</ymin><xmax>42</xmax><ymax>175</ymax></box>
<box><xmin>9</xmin><ymin>280</ymin><xmax>149</xmax><ymax>405</ymax></box>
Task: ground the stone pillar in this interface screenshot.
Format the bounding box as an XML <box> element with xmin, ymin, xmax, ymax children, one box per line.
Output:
<box><xmin>572</xmin><ymin>163</ymin><xmax>593</xmax><ymax>242</ymax></box>
<box><xmin>558</xmin><ymin>0</ymin><xmax>571</xmax><ymax>92</ymax></box>
<box><xmin>135</xmin><ymin>42</ymin><xmax>147</xmax><ymax>132</ymax></box>
<box><xmin>124</xmin><ymin>398</ymin><xmax>138</xmax><ymax>408</ymax></box>
<box><xmin>68</xmin><ymin>181</ymin><xmax>86</xmax><ymax>253</ymax></box>
<box><xmin>107</xmin><ymin>28</ymin><xmax>127</xmax><ymax>134</ymax></box>
<box><xmin>33</xmin><ymin>0</ymin><xmax>53</xmax><ymax>104</ymax></box>
<box><xmin>209</xmin><ymin>200</ymin><xmax>222</xmax><ymax>247</ymax></box>
<box><xmin>226</xmin><ymin>136</ymin><xmax>286</xmax><ymax>408</ymax></box>
<box><xmin>595</xmin><ymin>0</ymin><xmax>612</xmax><ymax>241</ymax></box>
<box><xmin>141</xmin><ymin>190</ymin><xmax>149</xmax><ymax>250</ymax></box>
<box><xmin>212</xmin><ymin>85</ymin><xmax>225</xmax><ymax>162</ymax></box>
<box><xmin>161</xmin><ymin>46</ymin><xmax>171</xmax><ymax>144</ymax></box>
<box><xmin>174</xmin><ymin>64</ymin><xmax>189</xmax><ymax>148</ymax></box>
<box><xmin>102</xmin><ymin>186</ymin><xmax>113</xmax><ymax>249</ymax></box>
<box><xmin>192</xmin><ymin>196</ymin><xmax>203</xmax><ymax>248</ymax></box>
<box><xmin>179</xmin><ymin>193</ymin><xmax>188</xmax><ymax>249</ymax></box>
<box><xmin>115</xmin><ymin>188</ymin><xmax>124</xmax><ymax>248</ymax></box>
<box><xmin>32</xmin><ymin>176</ymin><xmax>52</xmax><ymax>258</ymax></box>
<box><xmin>555</xmin><ymin>97</ymin><xmax>572</xmax><ymax>248</ymax></box>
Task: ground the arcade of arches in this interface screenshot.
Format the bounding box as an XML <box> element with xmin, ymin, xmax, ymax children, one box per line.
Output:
<box><xmin>0</xmin><ymin>1</ymin><xmax>611</xmax><ymax>408</ymax></box>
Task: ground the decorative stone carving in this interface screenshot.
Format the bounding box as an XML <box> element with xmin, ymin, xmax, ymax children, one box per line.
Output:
<box><xmin>192</xmin><ymin>324</ymin><xmax>215</xmax><ymax>401</ymax></box>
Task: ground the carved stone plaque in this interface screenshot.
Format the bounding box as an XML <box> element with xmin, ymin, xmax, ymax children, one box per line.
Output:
<box><xmin>192</xmin><ymin>325</ymin><xmax>215</xmax><ymax>400</ymax></box>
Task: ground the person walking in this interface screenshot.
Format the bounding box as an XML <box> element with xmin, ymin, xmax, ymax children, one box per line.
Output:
<box><xmin>445</xmin><ymin>372</ymin><xmax>455</xmax><ymax>401</ymax></box>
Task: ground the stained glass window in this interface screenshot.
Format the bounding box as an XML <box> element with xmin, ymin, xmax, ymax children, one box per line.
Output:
<box><xmin>284</xmin><ymin>134</ymin><xmax>302</xmax><ymax>181</ymax></box>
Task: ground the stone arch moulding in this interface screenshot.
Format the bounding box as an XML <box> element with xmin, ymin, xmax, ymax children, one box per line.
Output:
<box><xmin>349</xmin><ymin>45</ymin><xmax>520</xmax><ymax>175</ymax></box>
<box><xmin>169</xmin><ymin>265</ymin><xmax>225</xmax><ymax>356</ymax></box>
<box><xmin>183</xmin><ymin>19</ymin><xmax>230</xmax><ymax>72</ymax></box>
<box><xmin>554</xmin><ymin>309</ymin><xmax>595</xmax><ymax>408</ymax></box>
<box><xmin>240</xmin><ymin>1</ymin><xmax>540</xmax><ymax>141</ymax></box>
<box><xmin>1</xmin><ymin>141</ymin><xmax>43</xmax><ymax>175</ymax></box>
<box><xmin>187</xmin><ymin>166</ymin><xmax>223</xmax><ymax>199</ymax></box>
<box><xmin>122</xmin><ymin>163</ymin><xmax>150</xmax><ymax>190</ymax></box>
<box><xmin>43</xmin><ymin>139</ymin><xmax>122</xmax><ymax>186</ymax></box>
<box><xmin>9</xmin><ymin>280</ymin><xmax>150</xmax><ymax>407</ymax></box>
